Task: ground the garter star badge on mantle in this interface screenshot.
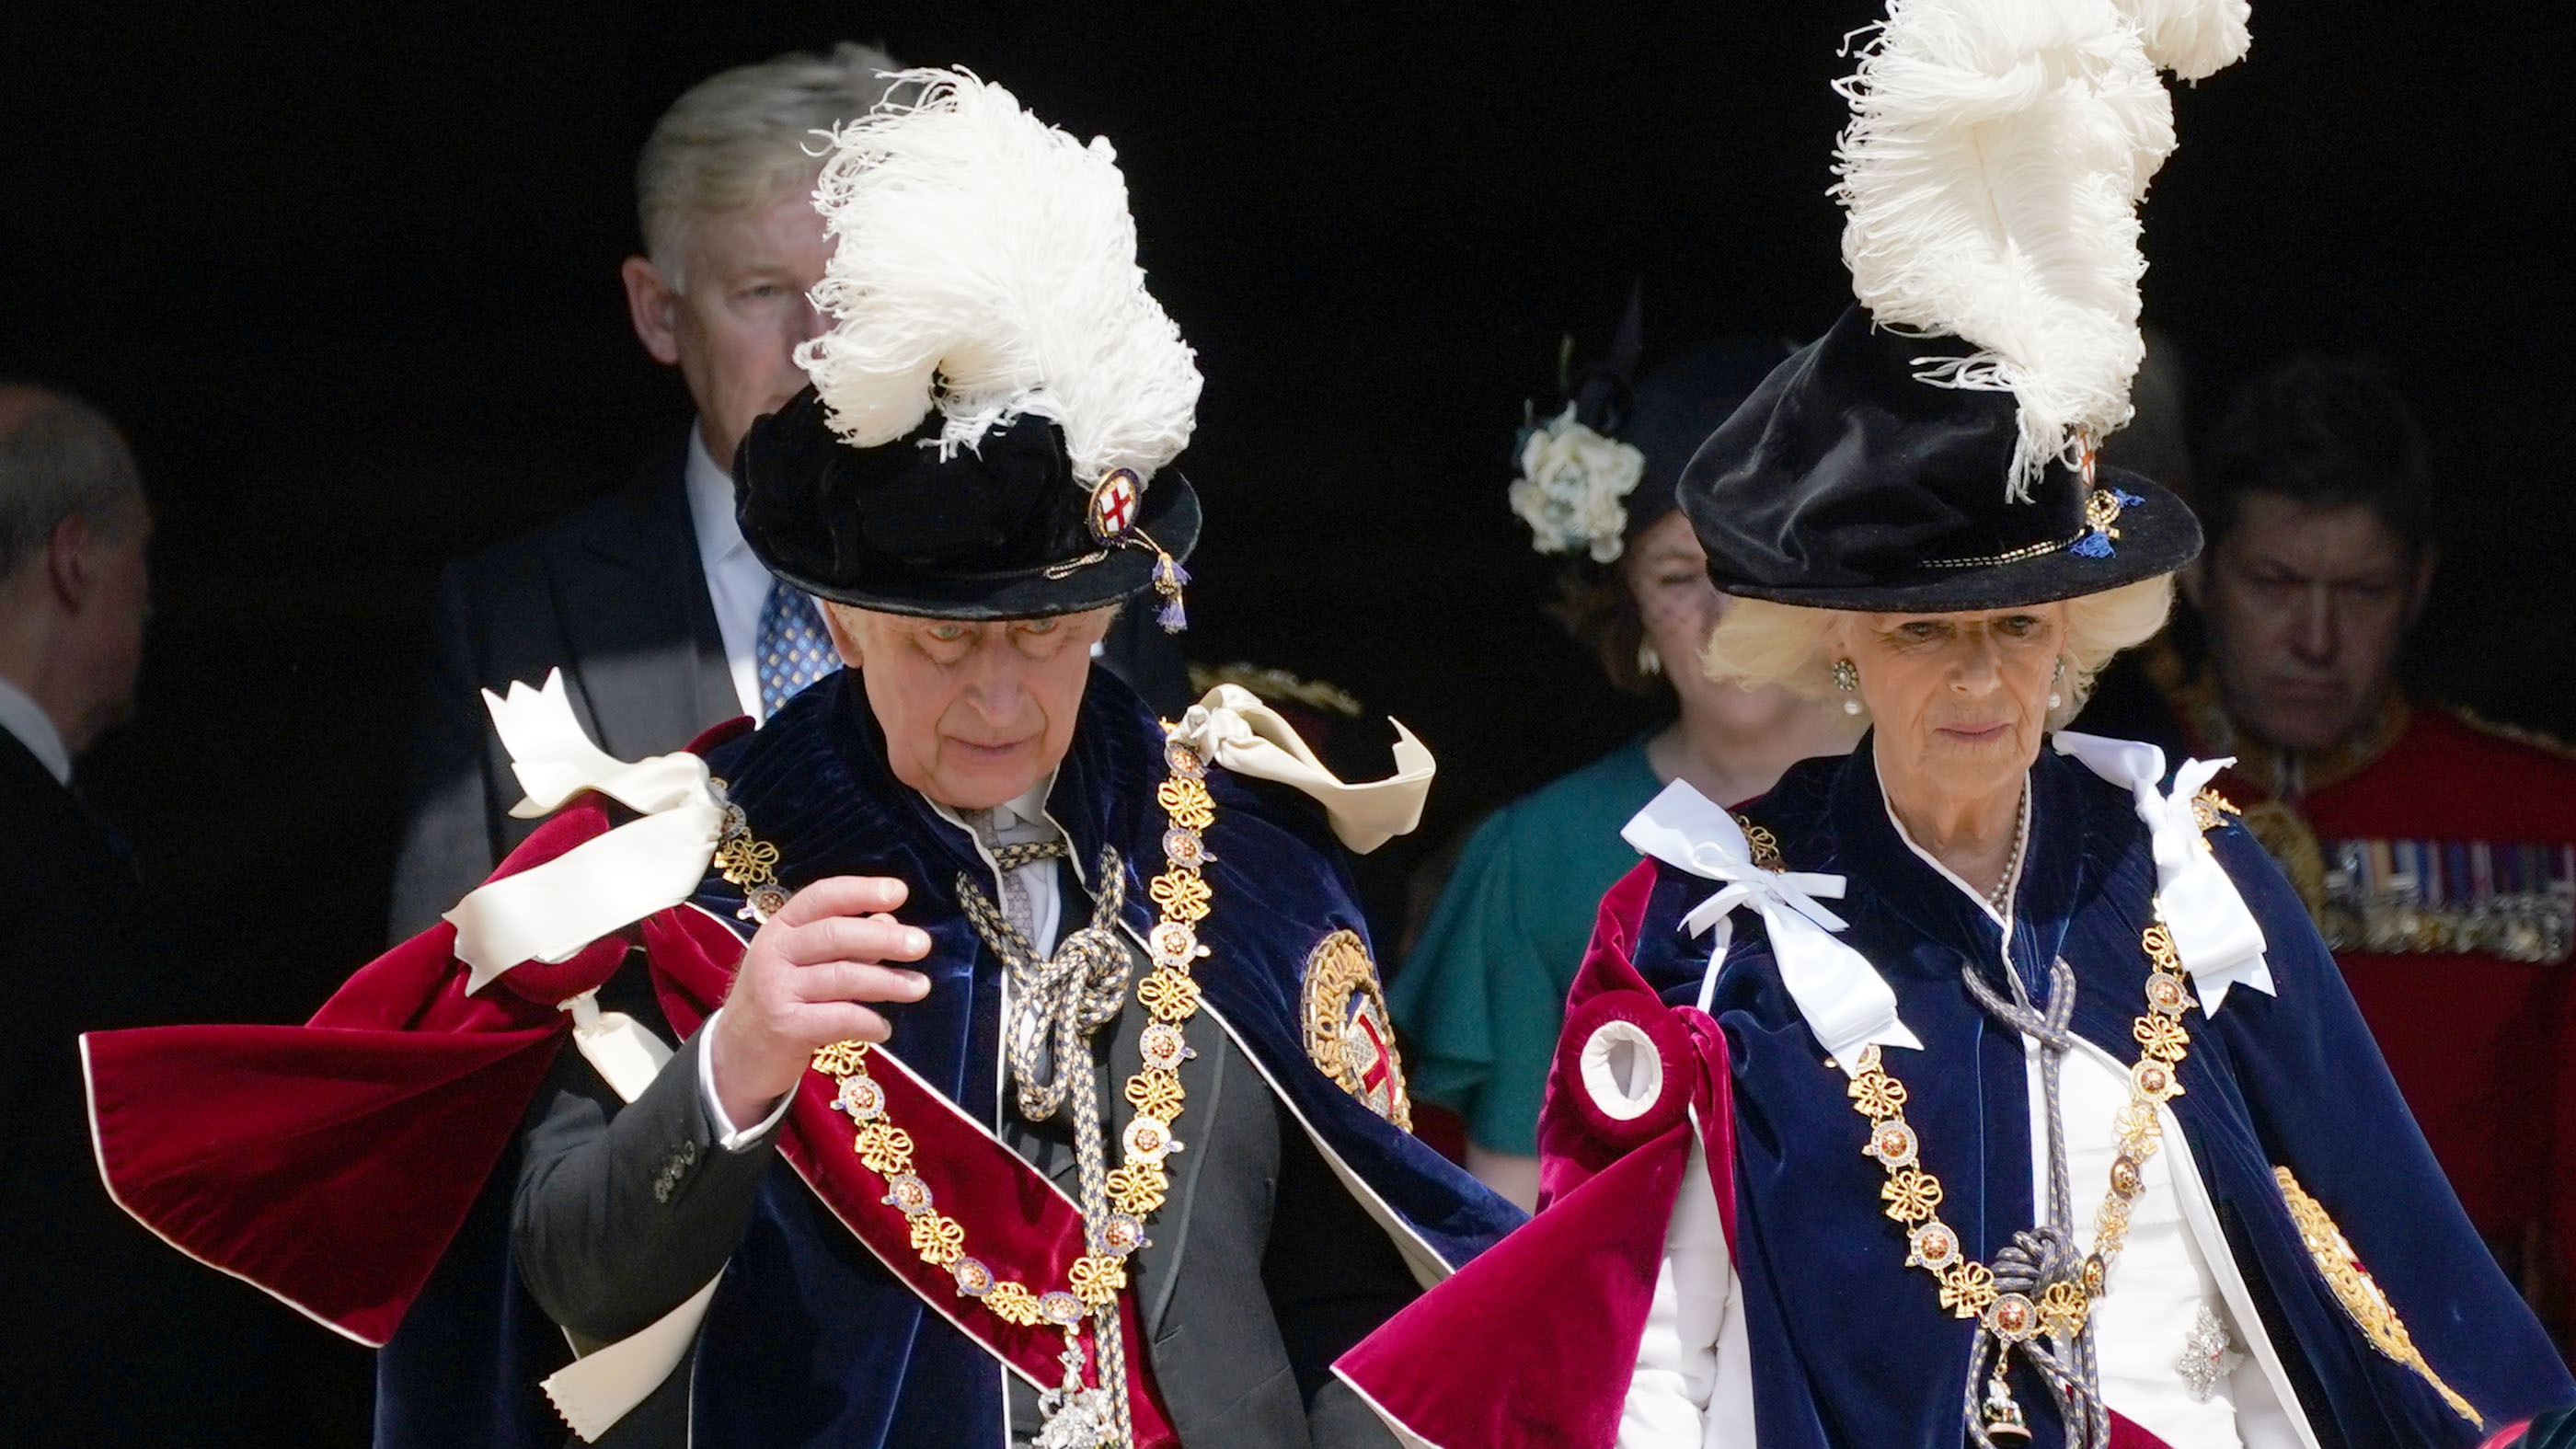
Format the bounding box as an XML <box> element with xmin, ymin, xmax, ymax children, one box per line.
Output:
<box><xmin>1302</xmin><ymin>929</ymin><xmax>1411</xmax><ymax>1129</ymax></box>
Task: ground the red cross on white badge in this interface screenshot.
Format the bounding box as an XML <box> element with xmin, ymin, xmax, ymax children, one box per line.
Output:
<box><xmin>1351</xmin><ymin>1009</ymin><xmax>1395</xmax><ymax>1098</ymax></box>
<box><xmin>1340</xmin><ymin>1000</ymin><xmax>1401</xmax><ymax>1098</ymax></box>
<box><xmin>1088</xmin><ymin>469</ymin><xmax>1141</xmax><ymax>542</ymax></box>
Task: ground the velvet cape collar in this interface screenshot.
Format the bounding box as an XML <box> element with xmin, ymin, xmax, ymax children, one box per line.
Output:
<box><xmin>626</xmin><ymin>670</ymin><xmax>1519</xmax><ymax>1445</ymax></box>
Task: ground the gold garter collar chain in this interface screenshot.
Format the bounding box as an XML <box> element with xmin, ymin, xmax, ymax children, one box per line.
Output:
<box><xmin>753</xmin><ymin>724</ymin><xmax>1224</xmax><ymax>1449</ymax></box>
<box><xmin>1844</xmin><ymin>787</ymin><xmax>2480</xmax><ymax>1437</ymax></box>
<box><xmin>1845</xmin><ymin>910</ymin><xmax>2196</xmax><ymax>1443</ymax></box>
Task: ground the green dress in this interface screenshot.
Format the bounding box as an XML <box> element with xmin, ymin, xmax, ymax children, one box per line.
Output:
<box><xmin>1392</xmin><ymin>738</ymin><xmax>1663</xmax><ymax>1156</ymax></box>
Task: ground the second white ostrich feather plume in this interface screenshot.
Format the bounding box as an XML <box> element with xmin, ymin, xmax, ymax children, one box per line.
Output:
<box><xmin>1832</xmin><ymin>0</ymin><xmax>2247</xmax><ymax>499</ymax></box>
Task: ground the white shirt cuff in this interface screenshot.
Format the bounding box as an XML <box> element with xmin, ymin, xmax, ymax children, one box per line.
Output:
<box><xmin>696</xmin><ymin>1007</ymin><xmax>794</xmax><ymax>1152</ymax></box>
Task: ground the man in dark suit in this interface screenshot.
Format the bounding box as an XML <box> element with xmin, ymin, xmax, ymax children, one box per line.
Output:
<box><xmin>0</xmin><ymin>383</ymin><xmax>276</xmax><ymax>1442</ymax></box>
<box><xmin>389</xmin><ymin>46</ymin><xmax>1195</xmax><ymax>939</ymax></box>
<box><xmin>387</xmin><ymin>45</ymin><xmax>903</xmax><ymax>939</ymax></box>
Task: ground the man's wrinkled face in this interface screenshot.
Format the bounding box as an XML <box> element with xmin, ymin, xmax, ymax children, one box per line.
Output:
<box><xmin>2191</xmin><ymin>493</ymin><xmax>2430</xmax><ymax>753</ymax></box>
<box><xmin>623</xmin><ymin>188</ymin><xmax>834</xmax><ymax>471</ymax></box>
<box><xmin>821</xmin><ymin>605</ymin><xmax>1117</xmax><ymax>811</ymax></box>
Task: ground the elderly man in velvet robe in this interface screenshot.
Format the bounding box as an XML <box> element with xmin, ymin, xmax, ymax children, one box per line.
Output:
<box><xmin>81</xmin><ymin>72</ymin><xmax>1518</xmax><ymax>1449</ymax></box>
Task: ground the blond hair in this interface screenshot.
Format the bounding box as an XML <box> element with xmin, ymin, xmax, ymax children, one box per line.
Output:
<box><xmin>637</xmin><ymin>42</ymin><xmax>903</xmax><ymax>292</ymax></box>
<box><xmin>1699</xmin><ymin>575</ymin><xmax>2175</xmax><ymax>729</ymax></box>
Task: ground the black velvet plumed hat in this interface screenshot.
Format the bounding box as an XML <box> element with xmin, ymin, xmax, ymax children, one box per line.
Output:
<box><xmin>737</xmin><ymin>390</ymin><xmax>1201</xmax><ymax>621</ymax></box>
<box><xmin>1676</xmin><ymin>0</ymin><xmax>2249</xmax><ymax>614</ymax></box>
<box><xmin>1680</xmin><ymin>306</ymin><xmax>2199</xmax><ymax>613</ymax></box>
<box><xmin>733</xmin><ymin>68</ymin><xmax>1204</xmax><ymax>627</ymax></box>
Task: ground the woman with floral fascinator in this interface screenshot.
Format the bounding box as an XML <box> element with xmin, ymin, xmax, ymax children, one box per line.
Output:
<box><xmin>1340</xmin><ymin>2</ymin><xmax>2576</xmax><ymax>1445</ymax></box>
<box><xmin>1395</xmin><ymin>301</ymin><xmax>1860</xmax><ymax>1208</ymax></box>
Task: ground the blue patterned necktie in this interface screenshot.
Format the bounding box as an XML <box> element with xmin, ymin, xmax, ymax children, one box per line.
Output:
<box><xmin>755</xmin><ymin>578</ymin><xmax>838</xmax><ymax>718</ymax></box>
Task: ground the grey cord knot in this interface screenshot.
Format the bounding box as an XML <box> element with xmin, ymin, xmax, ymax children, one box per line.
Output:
<box><xmin>960</xmin><ymin>846</ymin><xmax>1136</xmax><ymax>1125</ymax></box>
<box><xmin>1959</xmin><ymin>956</ymin><xmax>2111</xmax><ymax>1449</ymax></box>
<box><xmin>959</xmin><ymin>843</ymin><xmax>1142</xmax><ymax>1446</ymax></box>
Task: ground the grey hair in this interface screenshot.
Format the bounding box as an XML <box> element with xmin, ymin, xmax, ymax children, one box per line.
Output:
<box><xmin>1699</xmin><ymin>575</ymin><xmax>2175</xmax><ymax>730</ymax></box>
<box><xmin>637</xmin><ymin>41</ymin><xmax>904</xmax><ymax>293</ymax></box>
<box><xmin>0</xmin><ymin>386</ymin><xmax>142</xmax><ymax>580</ymax></box>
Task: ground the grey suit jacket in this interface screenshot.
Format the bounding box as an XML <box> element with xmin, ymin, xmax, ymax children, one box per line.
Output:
<box><xmin>513</xmin><ymin>943</ymin><xmax>1409</xmax><ymax>1447</ymax></box>
<box><xmin>388</xmin><ymin>443</ymin><xmax>736</xmax><ymax>942</ymax></box>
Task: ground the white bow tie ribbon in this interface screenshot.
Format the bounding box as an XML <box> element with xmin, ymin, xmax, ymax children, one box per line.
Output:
<box><xmin>2054</xmin><ymin>730</ymin><xmax>2275</xmax><ymax>1015</ymax></box>
<box><xmin>1621</xmin><ymin>779</ymin><xmax>1921</xmax><ymax>1077</ymax></box>
<box><xmin>443</xmin><ymin>670</ymin><xmax>729</xmax><ymax>995</ymax></box>
<box><xmin>1167</xmin><ymin>683</ymin><xmax>1435</xmax><ymax>856</ymax></box>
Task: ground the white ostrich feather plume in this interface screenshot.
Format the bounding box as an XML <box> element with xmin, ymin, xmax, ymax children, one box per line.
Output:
<box><xmin>1833</xmin><ymin>0</ymin><xmax>2248</xmax><ymax>500</ymax></box>
<box><xmin>2112</xmin><ymin>0</ymin><xmax>2252</xmax><ymax>81</ymax></box>
<box><xmin>793</xmin><ymin>69</ymin><xmax>1202</xmax><ymax>487</ymax></box>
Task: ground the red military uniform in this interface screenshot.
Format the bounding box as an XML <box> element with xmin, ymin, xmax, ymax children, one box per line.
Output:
<box><xmin>2163</xmin><ymin>655</ymin><xmax>2576</xmax><ymax>1338</ymax></box>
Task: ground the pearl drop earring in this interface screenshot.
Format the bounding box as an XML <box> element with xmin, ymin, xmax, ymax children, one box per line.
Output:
<box><xmin>2047</xmin><ymin>657</ymin><xmax>2066</xmax><ymax>712</ymax></box>
<box><xmin>1832</xmin><ymin>658</ymin><xmax>1862</xmax><ymax>715</ymax></box>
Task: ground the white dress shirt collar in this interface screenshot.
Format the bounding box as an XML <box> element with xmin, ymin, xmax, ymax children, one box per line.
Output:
<box><xmin>0</xmin><ymin>675</ymin><xmax>72</xmax><ymax>786</ymax></box>
<box><xmin>983</xmin><ymin>779</ymin><xmax>1058</xmax><ymax>838</ymax></box>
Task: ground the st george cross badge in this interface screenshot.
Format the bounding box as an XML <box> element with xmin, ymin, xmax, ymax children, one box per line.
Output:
<box><xmin>1302</xmin><ymin>930</ymin><xmax>1412</xmax><ymax>1129</ymax></box>
<box><xmin>1087</xmin><ymin>468</ymin><xmax>1142</xmax><ymax>543</ymax></box>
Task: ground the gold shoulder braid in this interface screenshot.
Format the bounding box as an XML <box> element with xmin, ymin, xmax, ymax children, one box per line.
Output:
<box><xmin>2273</xmin><ymin>1167</ymin><xmax>2481</xmax><ymax>1428</ymax></box>
<box><xmin>1736</xmin><ymin>814</ymin><xmax>1786</xmax><ymax>872</ymax></box>
<box><xmin>745</xmin><ymin>725</ymin><xmax>1220</xmax><ymax>1449</ymax></box>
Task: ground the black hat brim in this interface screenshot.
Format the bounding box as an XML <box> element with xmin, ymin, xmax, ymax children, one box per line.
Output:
<box><xmin>735</xmin><ymin>385</ymin><xmax>1202</xmax><ymax>621</ymax></box>
<box><xmin>763</xmin><ymin>469</ymin><xmax>1202</xmax><ymax>621</ymax></box>
<box><xmin>1715</xmin><ymin>465</ymin><xmax>2199</xmax><ymax>614</ymax></box>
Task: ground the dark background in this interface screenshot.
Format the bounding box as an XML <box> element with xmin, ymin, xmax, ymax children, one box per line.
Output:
<box><xmin>5</xmin><ymin>1</ymin><xmax>2568</xmax><ymax>1436</ymax></box>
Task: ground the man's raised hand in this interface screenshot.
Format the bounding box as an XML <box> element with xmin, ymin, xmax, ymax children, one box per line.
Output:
<box><xmin>707</xmin><ymin>875</ymin><xmax>933</xmax><ymax>1131</ymax></box>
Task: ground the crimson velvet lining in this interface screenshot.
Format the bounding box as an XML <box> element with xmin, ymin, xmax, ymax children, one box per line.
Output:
<box><xmin>85</xmin><ymin>805</ymin><xmax>625</xmax><ymax>1345</ymax></box>
<box><xmin>1335</xmin><ymin>863</ymin><xmax>1732</xmax><ymax>1448</ymax></box>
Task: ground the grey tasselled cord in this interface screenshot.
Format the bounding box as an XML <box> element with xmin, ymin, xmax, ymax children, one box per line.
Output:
<box><xmin>959</xmin><ymin>842</ymin><xmax>1141</xmax><ymax>1448</ymax></box>
<box><xmin>1958</xmin><ymin>951</ymin><xmax>2112</xmax><ymax>1449</ymax></box>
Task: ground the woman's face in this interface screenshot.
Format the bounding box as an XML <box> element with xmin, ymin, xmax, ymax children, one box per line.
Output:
<box><xmin>1625</xmin><ymin>511</ymin><xmax>1808</xmax><ymax>732</ymax></box>
<box><xmin>1835</xmin><ymin>604</ymin><xmax>2066</xmax><ymax>812</ymax></box>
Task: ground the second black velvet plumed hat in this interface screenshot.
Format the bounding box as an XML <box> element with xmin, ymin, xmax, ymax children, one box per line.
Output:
<box><xmin>1679</xmin><ymin>0</ymin><xmax>2251</xmax><ymax>613</ymax></box>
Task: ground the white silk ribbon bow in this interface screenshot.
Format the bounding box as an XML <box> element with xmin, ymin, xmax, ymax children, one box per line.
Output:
<box><xmin>2054</xmin><ymin>730</ymin><xmax>2275</xmax><ymax>1014</ymax></box>
<box><xmin>442</xmin><ymin>670</ymin><xmax>729</xmax><ymax>994</ymax></box>
<box><xmin>1167</xmin><ymin>684</ymin><xmax>1434</xmax><ymax>856</ymax></box>
<box><xmin>1621</xmin><ymin>779</ymin><xmax>1922</xmax><ymax>1076</ymax></box>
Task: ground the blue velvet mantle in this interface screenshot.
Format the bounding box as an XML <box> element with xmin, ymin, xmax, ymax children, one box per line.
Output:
<box><xmin>377</xmin><ymin>668</ymin><xmax>1519</xmax><ymax>1449</ymax></box>
<box><xmin>1620</xmin><ymin>737</ymin><xmax>2573</xmax><ymax>1448</ymax></box>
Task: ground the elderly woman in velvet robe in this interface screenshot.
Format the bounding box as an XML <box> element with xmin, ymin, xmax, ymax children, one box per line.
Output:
<box><xmin>1332</xmin><ymin>4</ymin><xmax>2574</xmax><ymax>1438</ymax></box>
<box><xmin>1338</xmin><ymin>306</ymin><xmax>2576</xmax><ymax>1447</ymax></box>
